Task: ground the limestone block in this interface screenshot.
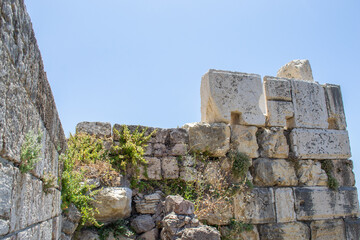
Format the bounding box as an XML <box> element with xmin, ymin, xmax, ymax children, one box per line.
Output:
<box><xmin>258</xmin><ymin>128</ymin><xmax>289</xmax><ymax>158</ymax></box>
<box><xmin>0</xmin><ymin>160</ymin><xmax>14</xmax><ymax>219</ymax></box>
<box><xmin>331</xmin><ymin>160</ymin><xmax>355</xmax><ymax>186</ymax></box>
<box><xmin>93</xmin><ymin>187</ymin><xmax>132</xmax><ymax>222</ymax></box>
<box><xmin>165</xmin><ymin>195</ymin><xmax>195</xmax><ymax>215</ymax></box>
<box><xmin>153</xmin><ymin>143</ymin><xmax>167</xmax><ymax>157</ymax></box>
<box><xmin>162</xmin><ymin>156</ymin><xmax>179</xmax><ymax>179</ymax></box>
<box><xmin>52</xmin><ymin>216</ymin><xmax>62</xmax><ymax>240</ymax></box>
<box><xmin>201</xmin><ymin>69</ymin><xmax>266</xmax><ymax>126</ymax></box>
<box><xmin>180</xmin><ymin>225</ymin><xmax>221</xmax><ymax>240</ymax></box>
<box><xmin>297</xmin><ymin>160</ymin><xmax>328</xmax><ymax>186</ymax></box>
<box><xmin>234</xmin><ymin>188</ymin><xmax>276</xmax><ymax>224</ymax></box>
<box><xmin>0</xmin><ymin>218</ymin><xmax>9</xmax><ymax>236</ymax></box>
<box><xmin>140</xmin><ymin>157</ymin><xmax>161</xmax><ymax>180</ymax></box>
<box><xmin>259</xmin><ymin>222</ymin><xmax>310</xmax><ymax>240</ymax></box>
<box><xmin>220</xmin><ymin>226</ymin><xmax>259</xmax><ymax>240</ymax></box>
<box><xmin>294</xmin><ymin>187</ymin><xmax>359</xmax><ymax>220</ymax></box>
<box><xmin>323</xmin><ymin>84</ymin><xmax>346</xmax><ymax>130</ymax></box>
<box><xmin>230</xmin><ymin>125</ymin><xmax>259</xmax><ymax>158</ymax></box>
<box><xmin>266</xmin><ymin>101</ymin><xmax>294</xmax><ymax>127</ymax></box>
<box><xmin>16</xmin><ymin>224</ymin><xmax>40</xmax><ymax>240</ymax></box>
<box><xmin>131</xmin><ymin>215</ymin><xmax>155</xmax><ymax>234</ymax></box>
<box><xmin>310</xmin><ymin>219</ymin><xmax>346</xmax><ymax>240</ymax></box>
<box><xmin>184</xmin><ymin>122</ymin><xmax>230</xmax><ymax>157</ymax></box>
<box><xmin>169</xmin><ymin>143</ymin><xmax>188</xmax><ymax>156</ymax></box>
<box><xmin>290</xmin><ymin>128</ymin><xmax>351</xmax><ymax>159</ymax></box>
<box><xmin>138</xmin><ymin>228</ymin><xmax>159</xmax><ymax>240</ymax></box>
<box><xmin>277</xmin><ymin>59</ymin><xmax>314</xmax><ymax>82</ymax></box>
<box><xmin>263</xmin><ymin>76</ymin><xmax>292</xmax><ymax>101</ymax></box>
<box><xmin>134</xmin><ymin>192</ymin><xmax>162</xmax><ymax>214</ymax></box>
<box><xmin>275</xmin><ymin>188</ymin><xmax>296</xmax><ymax>223</ymax></box>
<box><xmin>76</xmin><ymin>122</ymin><xmax>112</xmax><ymax>138</ymax></box>
<box><xmin>253</xmin><ymin>159</ymin><xmax>298</xmax><ymax>186</ymax></box>
<box><xmin>345</xmin><ymin>218</ymin><xmax>360</xmax><ymax>240</ymax></box>
<box><xmin>291</xmin><ymin>80</ymin><xmax>328</xmax><ymax>129</ymax></box>
<box><xmin>169</xmin><ymin>128</ymin><xmax>188</xmax><ymax>144</ymax></box>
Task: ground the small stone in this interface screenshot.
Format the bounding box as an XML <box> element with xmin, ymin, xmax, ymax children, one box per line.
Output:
<box><xmin>259</xmin><ymin>222</ymin><xmax>310</xmax><ymax>240</ymax></box>
<box><xmin>310</xmin><ymin>219</ymin><xmax>346</xmax><ymax>240</ymax></box>
<box><xmin>275</xmin><ymin>188</ymin><xmax>296</xmax><ymax>223</ymax></box>
<box><xmin>135</xmin><ymin>193</ymin><xmax>162</xmax><ymax>214</ymax></box>
<box><xmin>230</xmin><ymin>125</ymin><xmax>259</xmax><ymax>158</ymax></box>
<box><xmin>184</xmin><ymin>122</ymin><xmax>230</xmax><ymax>157</ymax></box>
<box><xmin>277</xmin><ymin>59</ymin><xmax>314</xmax><ymax>81</ymax></box>
<box><xmin>74</xmin><ymin>230</ymin><xmax>100</xmax><ymax>240</ymax></box>
<box><xmin>258</xmin><ymin>128</ymin><xmax>289</xmax><ymax>158</ymax></box>
<box><xmin>131</xmin><ymin>215</ymin><xmax>155</xmax><ymax>234</ymax></box>
<box><xmin>164</xmin><ymin>195</ymin><xmax>194</xmax><ymax>215</ymax></box>
<box><xmin>162</xmin><ymin>156</ymin><xmax>179</xmax><ymax>179</ymax></box>
<box><xmin>76</xmin><ymin>122</ymin><xmax>111</xmax><ymax>138</ymax></box>
<box><xmin>61</xmin><ymin>218</ymin><xmax>78</xmax><ymax>235</ymax></box>
<box><xmin>297</xmin><ymin>160</ymin><xmax>327</xmax><ymax>186</ymax></box>
<box><xmin>137</xmin><ymin>228</ymin><xmax>159</xmax><ymax>240</ymax></box>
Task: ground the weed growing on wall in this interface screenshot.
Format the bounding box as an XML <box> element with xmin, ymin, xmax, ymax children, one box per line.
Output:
<box><xmin>42</xmin><ymin>172</ymin><xmax>56</xmax><ymax>194</ymax></box>
<box><xmin>321</xmin><ymin>160</ymin><xmax>339</xmax><ymax>190</ymax></box>
<box><xmin>220</xmin><ymin>218</ymin><xmax>254</xmax><ymax>240</ymax></box>
<box><xmin>20</xmin><ymin>129</ymin><xmax>43</xmax><ymax>173</ymax></box>
<box><xmin>229</xmin><ymin>151</ymin><xmax>251</xmax><ymax>181</ymax></box>
<box><xmin>98</xmin><ymin>219</ymin><xmax>134</xmax><ymax>240</ymax></box>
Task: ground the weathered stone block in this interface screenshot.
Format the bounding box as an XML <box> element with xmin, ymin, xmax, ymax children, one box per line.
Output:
<box><xmin>201</xmin><ymin>69</ymin><xmax>266</xmax><ymax>126</ymax></box>
<box><xmin>323</xmin><ymin>84</ymin><xmax>346</xmax><ymax>130</ymax></box>
<box><xmin>76</xmin><ymin>121</ymin><xmax>112</xmax><ymax>138</ymax></box>
<box><xmin>0</xmin><ymin>218</ymin><xmax>9</xmax><ymax>236</ymax></box>
<box><xmin>230</xmin><ymin>125</ymin><xmax>259</xmax><ymax>158</ymax></box>
<box><xmin>140</xmin><ymin>157</ymin><xmax>161</xmax><ymax>180</ymax></box>
<box><xmin>310</xmin><ymin>219</ymin><xmax>346</xmax><ymax>240</ymax></box>
<box><xmin>294</xmin><ymin>187</ymin><xmax>359</xmax><ymax>220</ymax></box>
<box><xmin>220</xmin><ymin>225</ymin><xmax>260</xmax><ymax>240</ymax></box>
<box><xmin>277</xmin><ymin>59</ymin><xmax>314</xmax><ymax>82</ymax></box>
<box><xmin>266</xmin><ymin>101</ymin><xmax>294</xmax><ymax>127</ymax></box>
<box><xmin>131</xmin><ymin>215</ymin><xmax>155</xmax><ymax>234</ymax></box>
<box><xmin>138</xmin><ymin>228</ymin><xmax>159</xmax><ymax>240</ymax></box>
<box><xmin>165</xmin><ymin>195</ymin><xmax>195</xmax><ymax>215</ymax></box>
<box><xmin>0</xmin><ymin>160</ymin><xmax>14</xmax><ymax>219</ymax></box>
<box><xmin>181</xmin><ymin>225</ymin><xmax>221</xmax><ymax>240</ymax></box>
<box><xmin>258</xmin><ymin>128</ymin><xmax>289</xmax><ymax>158</ymax></box>
<box><xmin>162</xmin><ymin>156</ymin><xmax>179</xmax><ymax>179</ymax></box>
<box><xmin>93</xmin><ymin>187</ymin><xmax>132</xmax><ymax>223</ymax></box>
<box><xmin>153</xmin><ymin>143</ymin><xmax>167</xmax><ymax>157</ymax></box>
<box><xmin>134</xmin><ymin>192</ymin><xmax>162</xmax><ymax>214</ymax></box>
<box><xmin>234</xmin><ymin>188</ymin><xmax>276</xmax><ymax>224</ymax></box>
<box><xmin>290</xmin><ymin>80</ymin><xmax>328</xmax><ymax>129</ymax></box>
<box><xmin>345</xmin><ymin>218</ymin><xmax>360</xmax><ymax>240</ymax></box>
<box><xmin>290</xmin><ymin>128</ymin><xmax>351</xmax><ymax>159</ymax></box>
<box><xmin>259</xmin><ymin>222</ymin><xmax>310</xmax><ymax>240</ymax></box>
<box><xmin>185</xmin><ymin>122</ymin><xmax>230</xmax><ymax>157</ymax></box>
<box><xmin>264</xmin><ymin>76</ymin><xmax>292</xmax><ymax>101</ymax></box>
<box><xmin>331</xmin><ymin>160</ymin><xmax>355</xmax><ymax>186</ymax></box>
<box><xmin>297</xmin><ymin>160</ymin><xmax>327</xmax><ymax>186</ymax></box>
<box><xmin>253</xmin><ymin>159</ymin><xmax>298</xmax><ymax>186</ymax></box>
<box><xmin>275</xmin><ymin>188</ymin><xmax>296</xmax><ymax>223</ymax></box>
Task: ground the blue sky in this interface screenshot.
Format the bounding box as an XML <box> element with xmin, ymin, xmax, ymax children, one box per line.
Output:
<box><xmin>25</xmin><ymin>0</ymin><xmax>360</xmax><ymax>190</ymax></box>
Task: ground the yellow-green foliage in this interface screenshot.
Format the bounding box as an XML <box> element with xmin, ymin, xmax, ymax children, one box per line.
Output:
<box><xmin>110</xmin><ymin>126</ymin><xmax>156</xmax><ymax>178</ymax></box>
<box><xmin>20</xmin><ymin>129</ymin><xmax>43</xmax><ymax>173</ymax></box>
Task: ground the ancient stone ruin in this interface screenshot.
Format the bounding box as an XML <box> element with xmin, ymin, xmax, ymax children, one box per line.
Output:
<box><xmin>1</xmin><ymin>0</ymin><xmax>360</xmax><ymax>240</ymax></box>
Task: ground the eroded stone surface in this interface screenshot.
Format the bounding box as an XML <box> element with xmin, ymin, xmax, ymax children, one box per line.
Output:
<box><xmin>310</xmin><ymin>219</ymin><xmax>346</xmax><ymax>240</ymax></box>
<box><xmin>76</xmin><ymin>122</ymin><xmax>112</xmax><ymax>138</ymax></box>
<box><xmin>197</xmin><ymin>200</ymin><xmax>233</xmax><ymax>226</ymax></box>
<box><xmin>230</xmin><ymin>125</ymin><xmax>259</xmax><ymax>158</ymax></box>
<box><xmin>234</xmin><ymin>188</ymin><xmax>276</xmax><ymax>224</ymax></box>
<box><xmin>184</xmin><ymin>122</ymin><xmax>230</xmax><ymax>157</ymax></box>
<box><xmin>131</xmin><ymin>215</ymin><xmax>155</xmax><ymax>234</ymax></box>
<box><xmin>323</xmin><ymin>84</ymin><xmax>346</xmax><ymax>130</ymax></box>
<box><xmin>181</xmin><ymin>225</ymin><xmax>221</xmax><ymax>240</ymax></box>
<box><xmin>201</xmin><ymin>69</ymin><xmax>266</xmax><ymax>126</ymax></box>
<box><xmin>345</xmin><ymin>218</ymin><xmax>360</xmax><ymax>240</ymax></box>
<box><xmin>138</xmin><ymin>228</ymin><xmax>159</xmax><ymax>240</ymax></box>
<box><xmin>162</xmin><ymin>156</ymin><xmax>179</xmax><ymax>179</ymax></box>
<box><xmin>134</xmin><ymin>192</ymin><xmax>162</xmax><ymax>214</ymax></box>
<box><xmin>290</xmin><ymin>128</ymin><xmax>351</xmax><ymax>159</ymax></box>
<box><xmin>297</xmin><ymin>160</ymin><xmax>327</xmax><ymax>186</ymax></box>
<box><xmin>258</xmin><ymin>128</ymin><xmax>289</xmax><ymax>158</ymax></box>
<box><xmin>264</xmin><ymin>76</ymin><xmax>292</xmax><ymax>101</ymax></box>
<box><xmin>275</xmin><ymin>188</ymin><xmax>296</xmax><ymax>223</ymax></box>
<box><xmin>266</xmin><ymin>101</ymin><xmax>294</xmax><ymax>127</ymax></box>
<box><xmin>0</xmin><ymin>160</ymin><xmax>13</xmax><ymax>219</ymax></box>
<box><xmin>140</xmin><ymin>157</ymin><xmax>161</xmax><ymax>180</ymax></box>
<box><xmin>294</xmin><ymin>187</ymin><xmax>359</xmax><ymax>220</ymax></box>
<box><xmin>164</xmin><ymin>195</ymin><xmax>194</xmax><ymax>215</ymax></box>
<box><xmin>277</xmin><ymin>59</ymin><xmax>314</xmax><ymax>82</ymax></box>
<box><xmin>253</xmin><ymin>159</ymin><xmax>298</xmax><ymax>186</ymax></box>
<box><xmin>331</xmin><ymin>160</ymin><xmax>355</xmax><ymax>186</ymax></box>
<box><xmin>259</xmin><ymin>222</ymin><xmax>310</xmax><ymax>240</ymax></box>
<box><xmin>0</xmin><ymin>218</ymin><xmax>9</xmax><ymax>236</ymax></box>
<box><xmin>220</xmin><ymin>225</ymin><xmax>260</xmax><ymax>240</ymax></box>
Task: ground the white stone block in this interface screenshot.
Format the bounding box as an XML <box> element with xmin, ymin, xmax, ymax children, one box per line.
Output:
<box><xmin>266</xmin><ymin>101</ymin><xmax>294</xmax><ymax>127</ymax></box>
<box><xmin>290</xmin><ymin>128</ymin><xmax>351</xmax><ymax>159</ymax></box>
<box><xmin>275</xmin><ymin>188</ymin><xmax>296</xmax><ymax>223</ymax></box>
<box><xmin>297</xmin><ymin>160</ymin><xmax>327</xmax><ymax>186</ymax></box>
<box><xmin>291</xmin><ymin>80</ymin><xmax>328</xmax><ymax>129</ymax></box>
<box><xmin>264</xmin><ymin>76</ymin><xmax>292</xmax><ymax>101</ymax></box>
<box><xmin>230</xmin><ymin>125</ymin><xmax>259</xmax><ymax>158</ymax></box>
<box><xmin>201</xmin><ymin>69</ymin><xmax>266</xmax><ymax>126</ymax></box>
<box><xmin>258</xmin><ymin>128</ymin><xmax>289</xmax><ymax>159</ymax></box>
<box><xmin>277</xmin><ymin>59</ymin><xmax>314</xmax><ymax>82</ymax></box>
<box><xmin>323</xmin><ymin>84</ymin><xmax>347</xmax><ymax>130</ymax></box>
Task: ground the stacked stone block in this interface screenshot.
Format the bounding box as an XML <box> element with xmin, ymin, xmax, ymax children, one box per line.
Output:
<box><xmin>0</xmin><ymin>0</ymin><xmax>66</xmax><ymax>239</ymax></box>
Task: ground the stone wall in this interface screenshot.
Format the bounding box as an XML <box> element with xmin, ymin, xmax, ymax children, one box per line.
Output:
<box><xmin>0</xmin><ymin>0</ymin><xmax>66</xmax><ymax>239</ymax></box>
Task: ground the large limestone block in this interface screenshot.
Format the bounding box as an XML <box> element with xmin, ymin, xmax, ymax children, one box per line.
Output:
<box><xmin>201</xmin><ymin>69</ymin><xmax>266</xmax><ymax>126</ymax></box>
<box><xmin>291</xmin><ymin>79</ymin><xmax>328</xmax><ymax>129</ymax></box>
<box><xmin>259</xmin><ymin>222</ymin><xmax>310</xmax><ymax>240</ymax></box>
<box><xmin>275</xmin><ymin>188</ymin><xmax>296</xmax><ymax>223</ymax></box>
<box><xmin>290</xmin><ymin>128</ymin><xmax>351</xmax><ymax>159</ymax></box>
<box><xmin>258</xmin><ymin>128</ymin><xmax>289</xmax><ymax>158</ymax></box>
<box><xmin>184</xmin><ymin>122</ymin><xmax>230</xmax><ymax>157</ymax></box>
<box><xmin>93</xmin><ymin>187</ymin><xmax>132</xmax><ymax>222</ymax></box>
<box><xmin>0</xmin><ymin>160</ymin><xmax>14</xmax><ymax>219</ymax></box>
<box><xmin>253</xmin><ymin>159</ymin><xmax>298</xmax><ymax>186</ymax></box>
<box><xmin>263</xmin><ymin>76</ymin><xmax>292</xmax><ymax>101</ymax></box>
<box><xmin>310</xmin><ymin>219</ymin><xmax>346</xmax><ymax>240</ymax></box>
<box><xmin>330</xmin><ymin>160</ymin><xmax>355</xmax><ymax>186</ymax></box>
<box><xmin>162</xmin><ymin>156</ymin><xmax>179</xmax><ymax>179</ymax></box>
<box><xmin>277</xmin><ymin>59</ymin><xmax>314</xmax><ymax>82</ymax></box>
<box><xmin>294</xmin><ymin>187</ymin><xmax>359</xmax><ymax>220</ymax></box>
<box><xmin>345</xmin><ymin>218</ymin><xmax>360</xmax><ymax>240</ymax></box>
<box><xmin>266</xmin><ymin>101</ymin><xmax>294</xmax><ymax>127</ymax></box>
<box><xmin>230</xmin><ymin>125</ymin><xmax>259</xmax><ymax>158</ymax></box>
<box><xmin>234</xmin><ymin>188</ymin><xmax>276</xmax><ymax>224</ymax></box>
<box><xmin>323</xmin><ymin>84</ymin><xmax>346</xmax><ymax>130</ymax></box>
<box><xmin>76</xmin><ymin>122</ymin><xmax>112</xmax><ymax>138</ymax></box>
<box><xmin>140</xmin><ymin>157</ymin><xmax>161</xmax><ymax>180</ymax></box>
<box><xmin>297</xmin><ymin>160</ymin><xmax>327</xmax><ymax>186</ymax></box>
<box><xmin>181</xmin><ymin>225</ymin><xmax>221</xmax><ymax>240</ymax></box>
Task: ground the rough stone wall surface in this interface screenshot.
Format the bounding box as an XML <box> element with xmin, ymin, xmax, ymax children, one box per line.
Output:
<box><xmin>0</xmin><ymin>0</ymin><xmax>66</xmax><ymax>239</ymax></box>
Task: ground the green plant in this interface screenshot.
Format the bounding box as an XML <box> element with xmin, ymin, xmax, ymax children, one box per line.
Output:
<box><xmin>98</xmin><ymin>219</ymin><xmax>134</xmax><ymax>240</ymax></box>
<box><xmin>42</xmin><ymin>172</ymin><xmax>56</xmax><ymax>194</ymax></box>
<box><xmin>221</xmin><ymin>218</ymin><xmax>253</xmax><ymax>240</ymax></box>
<box><xmin>321</xmin><ymin>160</ymin><xmax>339</xmax><ymax>190</ymax></box>
<box><xmin>20</xmin><ymin>129</ymin><xmax>43</xmax><ymax>173</ymax></box>
<box><xmin>229</xmin><ymin>151</ymin><xmax>251</xmax><ymax>180</ymax></box>
<box><xmin>110</xmin><ymin>125</ymin><xmax>156</xmax><ymax>178</ymax></box>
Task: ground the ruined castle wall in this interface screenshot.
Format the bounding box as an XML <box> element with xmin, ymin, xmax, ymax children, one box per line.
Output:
<box><xmin>0</xmin><ymin>0</ymin><xmax>66</xmax><ymax>239</ymax></box>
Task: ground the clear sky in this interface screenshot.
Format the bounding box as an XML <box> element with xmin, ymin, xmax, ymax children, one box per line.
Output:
<box><xmin>25</xmin><ymin>1</ymin><xmax>360</xmax><ymax>190</ymax></box>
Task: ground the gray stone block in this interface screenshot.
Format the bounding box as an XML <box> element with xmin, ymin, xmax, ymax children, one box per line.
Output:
<box><xmin>323</xmin><ymin>84</ymin><xmax>347</xmax><ymax>130</ymax></box>
<box><xmin>345</xmin><ymin>218</ymin><xmax>360</xmax><ymax>240</ymax></box>
<box><xmin>259</xmin><ymin>222</ymin><xmax>310</xmax><ymax>240</ymax></box>
<box><xmin>310</xmin><ymin>219</ymin><xmax>346</xmax><ymax>240</ymax></box>
<box><xmin>294</xmin><ymin>187</ymin><xmax>359</xmax><ymax>220</ymax></box>
<box><xmin>76</xmin><ymin>121</ymin><xmax>112</xmax><ymax>138</ymax></box>
<box><xmin>258</xmin><ymin>127</ymin><xmax>289</xmax><ymax>159</ymax></box>
<box><xmin>131</xmin><ymin>215</ymin><xmax>155</xmax><ymax>234</ymax></box>
<box><xmin>0</xmin><ymin>218</ymin><xmax>9</xmax><ymax>236</ymax></box>
<box><xmin>331</xmin><ymin>160</ymin><xmax>355</xmax><ymax>186</ymax></box>
<box><xmin>264</xmin><ymin>76</ymin><xmax>292</xmax><ymax>101</ymax></box>
<box><xmin>290</xmin><ymin>128</ymin><xmax>351</xmax><ymax>159</ymax></box>
<box><xmin>0</xmin><ymin>159</ymin><xmax>14</xmax><ymax>219</ymax></box>
<box><xmin>162</xmin><ymin>156</ymin><xmax>179</xmax><ymax>179</ymax></box>
<box><xmin>275</xmin><ymin>188</ymin><xmax>296</xmax><ymax>223</ymax></box>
